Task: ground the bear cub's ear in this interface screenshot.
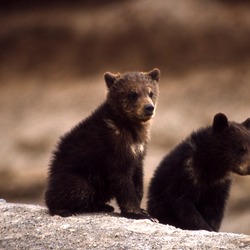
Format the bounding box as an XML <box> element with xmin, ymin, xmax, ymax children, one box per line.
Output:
<box><xmin>242</xmin><ymin>118</ymin><xmax>250</xmax><ymax>129</ymax></box>
<box><xmin>147</xmin><ymin>68</ymin><xmax>160</xmax><ymax>83</ymax></box>
<box><xmin>213</xmin><ymin>113</ymin><xmax>229</xmax><ymax>132</ymax></box>
<box><xmin>104</xmin><ymin>72</ymin><xmax>120</xmax><ymax>89</ymax></box>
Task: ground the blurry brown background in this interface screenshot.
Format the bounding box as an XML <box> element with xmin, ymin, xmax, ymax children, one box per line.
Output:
<box><xmin>0</xmin><ymin>0</ymin><xmax>250</xmax><ymax>234</ymax></box>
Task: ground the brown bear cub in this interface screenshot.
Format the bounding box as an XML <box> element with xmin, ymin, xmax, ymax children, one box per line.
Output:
<box><xmin>45</xmin><ymin>68</ymin><xmax>160</xmax><ymax>219</ymax></box>
<box><xmin>147</xmin><ymin>113</ymin><xmax>250</xmax><ymax>231</ymax></box>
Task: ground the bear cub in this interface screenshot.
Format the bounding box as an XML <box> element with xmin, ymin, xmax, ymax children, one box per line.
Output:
<box><xmin>147</xmin><ymin>113</ymin><xmax>250</xmax><ymax>231</ymax></box>
<box><xmin>45</xmin><ymin>68</ymin><xmax>160</xmax><ymax>220</ymax></box>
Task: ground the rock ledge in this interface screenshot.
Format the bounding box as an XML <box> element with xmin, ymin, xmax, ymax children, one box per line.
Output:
<box><xmin>1</xmin><ymin>202</ymin><xmax>250</xmax><ymax>249</ymax></box>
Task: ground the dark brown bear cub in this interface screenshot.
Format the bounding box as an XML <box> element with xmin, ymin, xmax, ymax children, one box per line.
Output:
<box><xmin>45</xmin><ymin>68</ymin><xmax>160</xmax><ymax>219</ymax></box>
<box><xmin>147</xmin><ymin>113</ymin><xmax>250</xmax><ymax>231</ymax></box>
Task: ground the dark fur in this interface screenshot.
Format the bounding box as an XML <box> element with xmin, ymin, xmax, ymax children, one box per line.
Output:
<box><xmin>147</xmin><ymin>113</ymin><xmax>250</xmax><ymax>231</ymax></box>
<box><xmin>45</xmin><ymin>69</ymin><xmax>160</xmax><ymax>219</ymax></box>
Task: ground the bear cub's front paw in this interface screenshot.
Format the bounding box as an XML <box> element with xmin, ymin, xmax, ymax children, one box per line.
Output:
<box><xmin>122</xmin><ymin>208</ymin><xmax>158</xmax><ymax>222</ymax></box>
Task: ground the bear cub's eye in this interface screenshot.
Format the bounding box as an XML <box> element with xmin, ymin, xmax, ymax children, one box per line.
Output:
<box><xmin>128</xmin><ymin>91</ymin><xmax>139</xmax><ymax>101</ymax></box>
<box><xmin>149</xmin><ymin>91</ymin><xmax>154</xmax><ymax>99</ymax></box>
<box><xmin>237</xmin><ymin>145</ymin><xmax>247</xmax><ymax>154</ymax></box>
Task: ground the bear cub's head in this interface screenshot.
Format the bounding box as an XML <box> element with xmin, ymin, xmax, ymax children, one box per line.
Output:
<box><xmin>104</xmin><ymin>68</ymin><xmax>160</xmax><ymax>122</ymax></box>
<box><xmin>211</xmin><ymin>113</ymin><xmax>250</xmax><ymax>176</ymax></box>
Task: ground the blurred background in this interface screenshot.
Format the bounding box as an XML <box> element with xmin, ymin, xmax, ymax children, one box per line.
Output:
<box><xmin>0</xmin><ymin>0</ymin><xmax>250</xmax><ymax>234</ymax></box>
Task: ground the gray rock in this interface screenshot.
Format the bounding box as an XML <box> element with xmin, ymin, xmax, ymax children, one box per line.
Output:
<box><xmin>1</xmin><ymin>203</ymin><xmax>250</xmax><ymax>250</ymax></box>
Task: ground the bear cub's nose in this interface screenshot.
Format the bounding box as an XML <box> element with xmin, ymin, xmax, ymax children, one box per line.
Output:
<box><xmin>144</xmin><ymin>104</ymin><xmax>155</xmax><ymax>116</ymax></box>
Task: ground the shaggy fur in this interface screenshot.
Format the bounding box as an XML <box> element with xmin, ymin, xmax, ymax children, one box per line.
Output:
<box><xmin>147</xmin><ymin>113</ymin><xmax>250</xmax><ymax>231</ymax></box>
<box><xmin>45</xmin><ymin>68</ymin><xmax>160</xmax><ymax>219</ymax></box>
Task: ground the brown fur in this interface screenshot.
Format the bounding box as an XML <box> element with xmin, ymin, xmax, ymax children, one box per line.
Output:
<box><xmin>45</xmin><ymin>69</ymin><xmax>160</xmax><ymax>219</ymax></box>
<box><xmin>148</xmin><ymin>113</ymin><xmax>250</xmax><ymax>231</ymax></box>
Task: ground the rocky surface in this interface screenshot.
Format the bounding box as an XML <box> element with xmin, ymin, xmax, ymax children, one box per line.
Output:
<box><xmin>1</xmin><ymin>201</ymin><xmax>250</xmax><ymax>250</ymax></box>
